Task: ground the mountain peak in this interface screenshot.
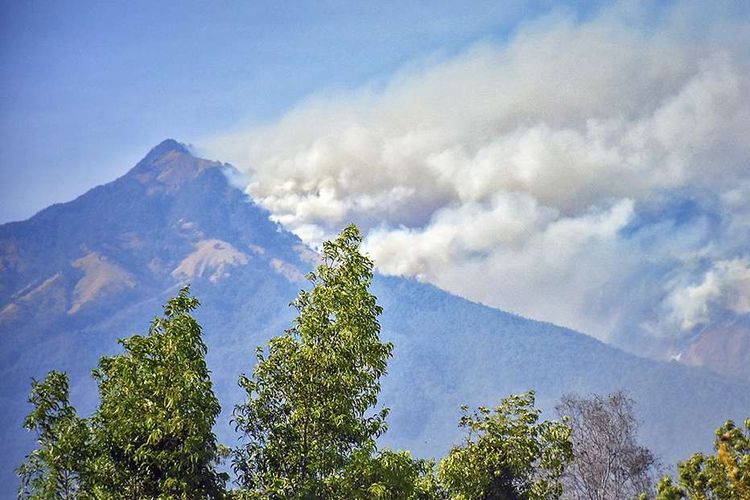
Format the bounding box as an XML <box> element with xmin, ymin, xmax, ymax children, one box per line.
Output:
<box><xmin>130</xmin><ymin>139</ymin><xmax>192</xmax><ymax>172</ymax></box>
<box><xmin>146</xmin><ymin>138</ymin><xmax>190</xmax><ymax>159</ymax></box>
<box><xmin>127</xmin><ymin>140</ymin><xmax>221</xmax><ymax>193</ymax></box>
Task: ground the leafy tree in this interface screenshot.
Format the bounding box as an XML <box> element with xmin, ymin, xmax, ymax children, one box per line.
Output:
<box><xmin>438</xmin><ymin>391</ymin><xmax>572</xmax><ymax>500</ymax></box>
<box><xmin>555</xmin><ymin>391</ymin><xmax>660</xmax><ymax>499</ymax></box>
<box><xmin>332</xmin><ymin>443</ymin><xmax>443</xmax><ymax>499</ymax></box>
<box><xmin>17</xmin><ymin>371</ymin><xmax>91</xmax><ymax>499</ymax></box>
<box><xmin>91</xmin><ymin>286</ymin><xmax>226</xmax><ymax>498</ymax></box>
<box><xmin>655</xmin><ymin>418</ymin><xmax>750</xmax><ymax>500</ymax></box>
<box><xmin>232</xmin><ymin>224</ymin><xmax>394</xmax><ymax>498</ymax></box>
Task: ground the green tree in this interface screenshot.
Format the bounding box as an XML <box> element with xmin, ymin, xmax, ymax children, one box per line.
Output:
<box><xmin>91</xmin><ymin>286</ymin><xmax>226</xmax><ymax>498</ymax></box>
<box><xmin>655</xmin><ymin>418</ymin><xmax>750</xmax><ymax>500</ymax></box>
<box><xmin>232</xmin><ymin>224</ymin><xmax>394</xmax><ymax>498</ymax></box>
<box><xmin>438</xmin><ymin>391</ymin><xmax>573</xmax><ymax>500</ymax></box>
<box><xmin>333</xmin><ymin>445</ymin><xmax>444</xmax><ymax>499</ymax></box>
<box><xmin>17</xmin><ymin>371</ymin><xmax>91</xmax><ymax>499</ymax></box>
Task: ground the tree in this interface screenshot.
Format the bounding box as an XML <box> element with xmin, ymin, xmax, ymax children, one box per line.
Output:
<box><xmin>333</xmin><ymin>444</ymin><xmax>444</xmax><ymax>499</ymax></box>
<box><xmin>17</xmin><ymin>371</ymin><xmax>91</xmax><ymax>499</ymax></box>
<box><xmin>438</xmin><ymin>391</ymin><xmax>573</xmax><ymax>500</ymax></box>
<box><xmin>232</xmin><ymin>224</ymin><xmax>394</xmax><ymax>498</ymax></box>
<box><xmin>655</xmin><ymin>418</ymin><xmax>750</xmax><ymax>499</ymax></box>
<box><xmin>555</xmin><ymin>391</ymin><xmax>660</xmax><ymax>499</ymax></box>
<box><xmin>91</xmin><ymin>286</ymin><xmax>226</xmax><ymax>498</ymax></box>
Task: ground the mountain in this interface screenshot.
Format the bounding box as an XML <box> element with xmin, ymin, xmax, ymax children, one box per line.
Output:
<box><xmin>2</xmin><ymin>140</ymin><xmax>748</xmax><ymax>497</ymax></box>
<box><xmin>679</xmin><ymin>317</ymin><xmax>750</xmax><ymax>382</ymax></box>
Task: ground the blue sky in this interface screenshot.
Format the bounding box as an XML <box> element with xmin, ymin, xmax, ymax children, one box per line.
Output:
<box><xmin>2</xmin><ymin>0</ymin><xmax>749</xmax><ymax>358</ymax></box>
<box><xmin>0</xmin><ymin>0</ymin><xmax>605</xmax><ymax>223</ymax></box>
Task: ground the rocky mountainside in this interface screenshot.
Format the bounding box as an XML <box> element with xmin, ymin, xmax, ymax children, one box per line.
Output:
<box><xmin>1</xmin><ymin>140</ymin><xmax>748</xmax><ymax>496</ymax></box>
<box><xmin>679</xmin><ymin>316</ymin><xmax>750</xmax><ymax>382</ymax></box>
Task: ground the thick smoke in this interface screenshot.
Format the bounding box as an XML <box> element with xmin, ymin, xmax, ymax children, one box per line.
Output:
<box><xmin>207</xmin><ymin>3</ymin><xmax>750</xmax><ymax>357</ymax></box>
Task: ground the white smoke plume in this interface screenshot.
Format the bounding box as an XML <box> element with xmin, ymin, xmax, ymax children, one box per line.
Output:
<box><xmin>206</xmin><ymin>2</ymin><xmax>750</xmax><ymax>357</ymax></box>
<box><xmin>667</xmin><ymin>258</ymin><xmax>750</xmax><ymax>331</ymax></box>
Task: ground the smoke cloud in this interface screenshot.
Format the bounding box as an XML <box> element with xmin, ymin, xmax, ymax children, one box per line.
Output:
<box><xmin>207</xmin><ymin>2</ymin><xmax>750</xmax><ymax>357</ymax></box>
<box><xmin>667</xmin><ymin>258</ymin><xmax>750</xmax><ymax>331</ymax></box>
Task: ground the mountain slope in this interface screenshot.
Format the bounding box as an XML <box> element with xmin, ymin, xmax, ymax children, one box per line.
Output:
<box><xmin>680</xmin><ymin>317</ymin><xmax>750</xmax><ymax>382</ymax></box>
<box><xmin>1</xmin><ymin>141</ymin><xmax>748</xmax><ymax>497</ymax></box>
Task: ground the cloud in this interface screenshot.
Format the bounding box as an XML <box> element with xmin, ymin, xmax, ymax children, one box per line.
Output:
<box><xmin>367</xmin><ymin>198</ymin><xmax>635</xmax><ymax>336</ymax></box>
<box><xmin>206</xmin><ymin>2</ymin><xmax>750</xmax><ymax>356</ymax></box>
<box><xmin>667</xmin><ymin>258</ymin><xmax>750</xmax><ymax>331</ymax></box>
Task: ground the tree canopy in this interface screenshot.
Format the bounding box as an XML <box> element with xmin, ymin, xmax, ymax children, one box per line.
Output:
<box><xmin>91</xmin><ymin>286</ymin><xmax>226</xmax><ymax>497</ymax></box>
<box><xmin>232</xmin><ymin>224</ymin><xmax>394</xmax><ymax>498</ymax></box>
<box><xmin>439</xmin><ymin>391</ymin><xmax>573</xmax><ymax>500</ymax></box>
<box><xmin>656</xmin><ymin>418</ymin><xmax>750</xmax><ymax>499</ymax></box>
<box><xmin>17</xmin><ymin>371</ymin><xmax>90</xmax><ymax>499</ymax></box>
